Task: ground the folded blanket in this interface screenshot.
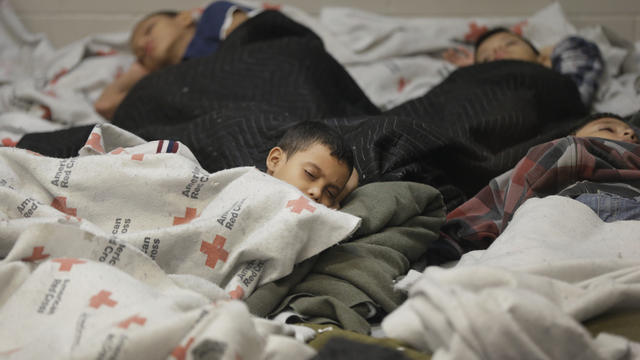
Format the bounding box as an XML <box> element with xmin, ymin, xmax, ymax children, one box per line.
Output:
<box><xmin>1</xmin><ymin>124</ymin><xmax>360</xmax><ymax>299</ymax></box>
<box><xmin>441</xmin><ymin>136</ymin><xmax>640</xmax><ymax>258</ymax></box>
<box><xmin>246</xmin><ymin>181</ymin><xmax>446</xmax><ymax>334</ymax></box>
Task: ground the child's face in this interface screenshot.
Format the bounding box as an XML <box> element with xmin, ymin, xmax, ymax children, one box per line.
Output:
<box><xmin>476</xmin><ymin>32</ymin><xmax>538</xmax><ymax>63</ymax></box>
<box><xmin>575</xmin><ymin>117</ymin><xmax>638</xmax><ymax>144</ymax></box>
<box><xmin>266</xmin><ymin>143</ymin><xmax>352</xmax><ymax>208</ymax></box>
<box><xmin>130</xmin><ymin>13</ymin><xmax>190</xmax><ymax>71</ymax></box>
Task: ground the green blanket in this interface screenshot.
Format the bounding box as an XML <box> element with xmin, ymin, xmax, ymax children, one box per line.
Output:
<box><xmin>245</xmin><ymin>182</ymin><xmax>446</xmax><ymax>334</ymax></box>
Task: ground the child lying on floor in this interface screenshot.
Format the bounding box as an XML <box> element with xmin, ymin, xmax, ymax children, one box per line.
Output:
<box><xmin>444</xmin><ymin>27</ymin><xmax>604</xmax><ymax>107</ymax></box>
<box><xmin>572</xmin><ymin>112</ymin><xmax>638</xmax><ymax>144</ymax></box>
<box><xmin>95</xmin><ymin>1</ymin><xmax>254</xmax><ymax>119</ymax></box>
<box><xmin>266</xmin><ymin>121</ymin><xmax>359</xmax><ymax>209</ymax></box>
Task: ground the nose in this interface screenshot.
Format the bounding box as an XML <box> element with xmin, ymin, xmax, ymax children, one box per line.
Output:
<box><xmin>307</xmin><ymin>186</ymin><xmax>321</xmax><ymax>202</ymax></box>
<box><xmin>622</xmin><ymin>128</ymin><xmax>636</xmax><ymax>142</ymax></box>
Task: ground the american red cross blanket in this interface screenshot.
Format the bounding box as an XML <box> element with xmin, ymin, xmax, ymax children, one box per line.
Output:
<box><xmin>0</xmin><ymin>223</ymin><xmax>317</xmax><ymax>359</ymax></box>
<box><xmin>0</xmin><ymin>123</ymin><xmax>361</xmax><ymax>300</ymax></box>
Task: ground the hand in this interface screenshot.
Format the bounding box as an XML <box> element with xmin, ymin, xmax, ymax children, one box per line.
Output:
<box><xmin>443</xmin><ymin>47</ymin><xmax>474</xmax><ymax>67</ymax></box>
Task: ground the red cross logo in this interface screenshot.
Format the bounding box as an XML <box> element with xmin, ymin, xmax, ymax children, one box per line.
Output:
<box><xmin>110</xmin><ymin>147</ymin><xmax>125</xmax><ymax>155</ymax></box>
<box><xmin>262</xmin><ymin>2</ymin><xmax>282</xmax><ymax>10</ymax></box>
<box><xmin>117</xmin><ymin>314</ymin><xmax>146</xmax><ymax>329</ymax></box>
<box><xmin>89</xmin><ymin>290</ymin><xmax>118</xmax><ymax>309</ymax></box>
<box><xmin>85</xmin><ymin>133</ymin><xmax>105</xmax><ymax>153</ymax></box>
<box><xmin>464</xmin><ymin>22</ymin><xmax>488</xmax><ymax>43</ymax></box>
<box><xmin>510</xmin><ymin>20</ymin><xmax>528</xmax><ymax>36</ymax></box>
<box><xmin>50</xmin><ymin>68</ymin><xmax>69</xmax><ymax>85</ymax></box>
<box><xmin>1</xmin><ymin>138</ymin><xmax>17</xmax><ymax>147</ymax></box>
<box><xmin>228</xmin><ymin>285</ymin><xmax>244</xmax><ymax>300</ymax></box>
<box><xmin>22</xmin><ymin>246</ymin><xmax>50</xmax><ymax>262</ymax></box>
<box><xmin>131</xmin><ymin>154</ymin><xmax>144</xmax><ymax>161</ymax></box>
<box><xmin>52</xmin><ymin>258</ymin><xmax>86</xmax><ymax>271</ymax></box>
<box><xmin>397</xmin><ymin>77</ymin><xmax>408</xmax><ymax>93</ymax></box>
<box><xmin>170</xmin><ymin>337</ymin><xmax>194</xmax><ymax>360</ymax></box>
<box><xmin>51</xmin><ymin>196</ymin><xmax>77</xmax><ymax>217</ymax></box>
<box><xmin>200</xmin><ymin>235</ymin><xmax>228</xmax><ymax>269</ymax></box>
<box><xmin>173</xmin><ymin>207</ymin><xmax>199</xmax><ymax>225</ymax></box>
<box><xmin>286</xmin><ymin>196</ymin><xmax>316</xmax><ymax>214</ymax></box>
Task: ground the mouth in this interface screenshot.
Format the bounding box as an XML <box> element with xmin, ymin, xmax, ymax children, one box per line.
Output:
<box><xmin>144</xmin><ymin>41</ymin><xmax>154</xmax><ymax>56</ymax></box>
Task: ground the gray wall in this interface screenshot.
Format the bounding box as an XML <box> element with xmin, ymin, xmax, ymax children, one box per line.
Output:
<box><xmin>11</xmin><ymin>0</ymin><xmax>640</xmax><ymax>47</ymax></box>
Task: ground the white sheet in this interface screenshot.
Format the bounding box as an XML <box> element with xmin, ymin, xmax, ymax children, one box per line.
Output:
<box><xmin>385</xmin><ymin>196</ymin><xmax>640</xmax><ymax>359</ymax></box>
<box><xmin>0</xmin><ymin>123</ymin><xmax>360</xmax><ymax>298</ymax></box>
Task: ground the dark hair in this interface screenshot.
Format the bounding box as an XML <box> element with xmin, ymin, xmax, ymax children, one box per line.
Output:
<box><xmin>474</xmin><ymin>27</ymin><xmax>540</xmax><ymax>60</ymax></box>
<box><xmin>570</xmin><ymin>112</ymin><xmax>625</xmax><ymax>135</ymax></box>
<box><xmin>143</xmin><ymin>10</ymin><xmax>179</xmax><ymax>21</ymax></box>
<box><xmin>277</xmin><ymin>121</ymin><xmax>354</xmax><ymax>172</ymax></box>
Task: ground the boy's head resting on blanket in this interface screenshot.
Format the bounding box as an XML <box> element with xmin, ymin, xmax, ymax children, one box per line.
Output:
<box><xmin>129</xmin><ymin>10</ymin><xmax>197</xmax><ymax>71</ymax></box>
<box><xmin>573</xmin><ymin>113</ymin><xmax>638</xmax><ymax>144</ymax></box>
<box><xmin>474</xmin><ymin>27</ymin><xmax>542</xmax><ymax>64</ymax></box>
<box><xmin>266</xmin><ymin>122</ymin><xmax>357</xmax><ymax>208</ymax></box>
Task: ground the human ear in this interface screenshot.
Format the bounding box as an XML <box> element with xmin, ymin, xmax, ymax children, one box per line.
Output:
<box><xmin>176</xmin><ymin>10</ymin><xmax>196</xmax><ymax>28</ymax></box>
<box><xmin>266</xmin><ymin>147</ymin><xmax>285</xmax><ymax>175</ymax></box>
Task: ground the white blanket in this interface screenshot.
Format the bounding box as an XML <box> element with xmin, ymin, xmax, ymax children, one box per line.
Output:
<box><xmin>384</xmin><ymin>196</ymin><xmax>640</xmax><ymax>359</ymax></box>
<box><xmin>1</xmin><ymin>1</ymin><xmax>639</xmax><ymax>144</ymax></box>
<box><xmin>0</xmin><ymin>223</ymin><xmax>317</xmax><ymax>359</ymax></box>
<box><xmin>0</xmin><ymin>123</ymin><xmax>360</xmax><ymax>299</ymax></box>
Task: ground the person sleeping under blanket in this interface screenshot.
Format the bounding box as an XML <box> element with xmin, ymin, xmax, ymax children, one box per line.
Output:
<box><xmin>433</xmin><ymin>111</ymin><xmax>640</xmax><ymax>263</ymax></box>
<box><xmin>443</xmin><ymin>27</ymin><xmax>604</xmax><ymax>108</ymax></box>
<box><xmin>94</xmin><ymin>1</ymin><xmax>255</xmax><ymax>119</ymax></box>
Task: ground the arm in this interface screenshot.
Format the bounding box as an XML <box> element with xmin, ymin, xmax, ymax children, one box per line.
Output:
<box><xmin>442</xmin><ymin>46</ymin><xmax>474</xmax><ymax>67</ymax></box>
<box><xmin>94</xmin><ymin>62</ymin><xmax>150</xmax><ymax>120</ymax></box>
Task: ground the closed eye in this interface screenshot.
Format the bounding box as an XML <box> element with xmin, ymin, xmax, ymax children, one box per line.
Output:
<box><xmin>599</xmin><ymin>127</ymin><xmax>614</xmax><ymax>132</ymax></box>
<box><xmin>304</xmin><ymin>170</ymin><xmax>316</xmax><ymax>179</ymax></box>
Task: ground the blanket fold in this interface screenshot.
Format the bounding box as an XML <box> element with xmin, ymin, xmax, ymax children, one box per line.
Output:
<box><xmin>246</xmin><ymin>181</ymin><xmax>446</xmax><ymax>334</ymax></box>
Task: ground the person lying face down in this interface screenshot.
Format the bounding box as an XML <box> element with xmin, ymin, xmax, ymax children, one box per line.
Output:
<box><xmin>266</xmin><ymin>122</ymin><xmax>359</xmax><ymax>209</ymax></box>
<box><xmin>572</xmin><ymin>112</ymin><xmax>638</xmax><ymax>144</ymax></box>
<box><xmin>94</xmin><ymin>1</ymin><xmax>252</xmax><ymax>119</ymax></box>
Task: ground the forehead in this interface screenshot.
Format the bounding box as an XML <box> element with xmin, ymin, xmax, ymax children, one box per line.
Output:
<box><xmin>289</xmin><ymin>143</ymin><xmax>349</xmax><ymax>176</ymax></box>
<box><xmin>585</xmin><ymin>117</ymin><xmax>628</xmax><ymax>128</ymax></box>
<box><xmin>478</xmin><ymin>32</ymin><xmax>523</xmax><ymax>49</ymax></box>
<box><xmin>130</xmin><ymin>14</ymin><xmax>168</xmax><ymax>41</ymax></box>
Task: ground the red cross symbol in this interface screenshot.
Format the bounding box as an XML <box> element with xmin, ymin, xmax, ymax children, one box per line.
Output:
<box><xmin>50</xmin><ymin>68</ymin><xmax>69</xmax><ymax>85</ymax></box>
<box><xmin>1</xmin><ymin>138</ymin><xmax>17</xmax><ymax>147</ymax></box>
<box><xmin>262</xmin><ymin>2</ymin><xmax>281</xmax><ymax>10</ymax></box>
<box><xmin>170</xmin><ymin>337</ymin><xmax>194</xmax><ymax>360</ymax></box>
<box><xmin>173</xmin><ymin>207</ymin><xmax>199</xmax><ymax>225</ymax></box>
<box><xmin>117</xmin><ymin>314</ymin><xmax>146</xmax><ymax>329</ymax></box>
<box><xmin>200</xmin><ymin>235</ymin><xmax>228</xmax><ymax>269</ymax></box>
<box><xmin>286</xmin><ymin>196</ymin><xmax>316</xmax><ymax>214</ymax></box>
<box><xmin>22</xmin><ymin>246</ymin><xmax>50</xmax><ymax>262</ymax></box>
<box><xmin>110</xmin><ymin>147</ymin><xmax>125</xmax><ymax>154</ymax></box>
<box><xmin>131</xmin><ymin>154</ymin><xmax>144</xmax><ymax>161</ymax></box>
<box><xmin>85</xmin><ymin>133</ymin><xmax>105</xmax><ymax>153</ymax></box>
<box><xmin>397</xmin><ymin>77</ymin><xmax>408</xmax><ymax>93</ymax></box>
<box><xmin>51</xmin><ymin>196</ymin><xmax>77</xmax><ymax>217</ymax></box>
<box><xmin>464</xmin><ymin>22</ymin><xmax>488</xmax><ymax>43</ymax></box>
<box><xmin>510</xmin><ymin>20</ymin><xmax>528</xmax><ymax>36</ymax></box>
<box><xmin>228</xmin><ymin>285</ymin><xmax>244</xmax><ymax>300</ymax></box>
<box><xmin>52</xmin><ymin>258</ymin><xmax>86</xmax><ymax>271</ymax></box>
<box><xmin>89</xmin><ymin>290</ymin><xmax>118</xmax><ymax>309</ymax></box>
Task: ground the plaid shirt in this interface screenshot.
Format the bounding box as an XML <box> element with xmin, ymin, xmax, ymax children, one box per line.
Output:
<box><xmin>551</xmin><ymin>36</ymin><xmax>604</xmax><ymax>107</ymax></box>
<box><xmin>440</xmin><ymin>136</ymin><xmax>640</xmax><ymax>257</ymax></box>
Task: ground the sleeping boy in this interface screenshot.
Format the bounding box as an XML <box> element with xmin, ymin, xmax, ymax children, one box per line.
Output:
<box><xmin>572</xmin><ymin>112</ymin><xmax>638</xmax><ymax>144</ymax></box>
<box><xmin>266</xmin><ymin>121</ymin><xmax>359</xmax><ymax>209</ymax></box>
<box><xmin>444</xmin><ymin>27</ymin><xmax>604</xmax><ymax>107</ymax></box>
<box><xmin>95</xmin><ymin>1</ymin><xmax>254</xmax><ymax>119</ymax></box>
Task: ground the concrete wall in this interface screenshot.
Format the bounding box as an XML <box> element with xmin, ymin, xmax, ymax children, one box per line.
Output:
<box><xmin>11</xmin><ymin>0</ymin><xmax>640</xmax><ymax>47</ymax></box>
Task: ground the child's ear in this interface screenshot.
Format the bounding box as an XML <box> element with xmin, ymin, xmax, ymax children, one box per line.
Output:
<box><xmin>176</xmin><ymin>10</ymin><xmax>196</xmax><ymax>28</ymax></box>
<box><xmin>266</xmin><ymin>147</ymin><xmax>285</xmax><ymax>175</ymax></box>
